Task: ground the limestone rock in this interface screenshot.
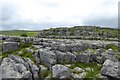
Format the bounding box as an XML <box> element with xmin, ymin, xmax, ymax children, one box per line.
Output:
<box><xmin>72</xmin><ymin>67</ymin><xmax>85</xmax><ymax>73</ymax></box>
<box><xmin>2</xmin><ymin>42</ymin><xmax>19</xmax><ymax>52</ymax></box>
<box><xmin>71</xmin><ymin>72</ymin><xmax>86</xmax><ymax>78</ymax></box>
<box><xmin>55</xmin><ymin>51</ymin><xmax>76</xmax><ymax>64</ymax></box>
<box><xmin>101</xmin><ymin>59</ymin><xmax>120</xmax><ymax>79</ymax></box>
<box><xmin>1</xmin><ymin>55</ymin><xmax>39</xmax><ymax>79</ymax></box>
<box><xmin>39</xmin><ymin>49</ymin><xmax>57</xmax><ymax>66</ymax></box>
<box><xmin>52</xmin><ymin>64</ymin><xmax>71</xmax><ymax>78</ymax></box>
<box><xmin>39</xmin><ymin>65</ymin><xmax>47</xmax><ymax>73</ymax></box>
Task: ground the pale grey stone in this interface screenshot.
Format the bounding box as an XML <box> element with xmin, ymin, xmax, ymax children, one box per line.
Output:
<box><xmin>39</xmin><ymin>49</ymin><xmax>57</xmax><ymax>66</ymax></box>
<box><xmin>2</xmin><ymin>42</ymin><xmax>19</xmax><ymax>52</ymax></box>
<box><xmin>52</xmin><ymin>64</ymin><xmax>71</xmax><ymax>78</ymax></box>
<box><xmin>101</xmin><ymin>59</ymin><xmax>120</xmax><ymax>78</ymax></box>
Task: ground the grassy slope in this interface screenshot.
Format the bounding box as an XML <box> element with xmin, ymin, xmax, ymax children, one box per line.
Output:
<box><xmin>1</xmin><ymin>30</ymin><xmax>39</xmax><ymax>37</ymax></box>
<box><xmin>40</xmin><ymin>26</ymin><xmax>120</xmax><ymax>38</ymax></box>
<box><xmin>1</xmin><ymin>26</ymin><xmax>119</xmax><ymax>37</ymax></box>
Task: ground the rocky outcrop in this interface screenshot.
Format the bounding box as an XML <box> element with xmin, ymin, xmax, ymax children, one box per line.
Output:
<box><xmin>1</xmin><ymin>35</ymin><xmax>120</xmax><ymax>79</ymax></box>
<box><xmin>1</xmin><ymin>55</ymin><xmax>40</xmax><ymax>79</ymax></box>
<box><xmin>21</xmin><ymin>37</ymin><xmax>34</xmax><ymax>44</ymax></box>
<box><xmin>2</xmin><ymin>42</ymin><xmax>19</xmax><ymax>53</ymax></box>
<box><xmin>36</xmin><ymin>26</ymin><xmax>119</xmax><ymax>41</ymax></box>
<box><xmin>1</xmin><ymin>56</ymin><xmax>32</xmax><ymax>79</ymax></box>
<box><xmin>55</xmin><ymin>51</ymin><xmax>76</xmax><ymax>64</ymax></box>
<box><xmin>71</xmin><ymin>67</ymin><xmax>86</xmax><ymax>78</ymax></box>
<box><xmin>24</xmin><ymin>58</ymin><xmax>40</xmax><ymax>79</ymax></box>
<box><xmin>101</xmin><ymin>59</ymin><xmax>120</xmax><ymax>79</ymax></box>
<box><xmin>5</xmin><ymin>36</ymin><xmax>20</xmax><ymax>42</ymax></box>
<box><xmin>52</xmin><ymin>64</ymin><xmax>71</xmax><ymax>78</ymax></box>
<box><xmin>39</xmin><ymin>49</ymin><xmax>57</xmax><ymax>67</ymax></box>
<box><xmin>76</xmin><ymin>53</ymin><xmax>97</xmax><ymax>63</ymax></box>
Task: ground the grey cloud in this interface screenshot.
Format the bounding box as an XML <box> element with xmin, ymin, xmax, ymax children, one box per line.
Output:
<box><xmin>1</xmin><ymin>0</ymin><xmax>118</xmax><ymax>30</ymax></box>
<box><xmin>1</xmin><ymin>3</ymin><xmax>17</xmax><ymax>21</ymax></box>
<box><xmin>118</xmin><ymin>1</ymin><xmax>120</xmax><ymax>29</ymax></box>
<box><xmin>2</xmin><ymin>17</ymin><xmax>118</xmax><ymax>30</ymax></box>
<box><xmin>2</xmin><ymin>22</ymin><xmax>74</xmax><ymax>30</ymax></box>
<box><xmin>84</xmin><ymin>17</ymin><xmax>118</xmax><ymax>28</ymax></box>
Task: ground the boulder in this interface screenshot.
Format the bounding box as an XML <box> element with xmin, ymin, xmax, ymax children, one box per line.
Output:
<box><xmin>55</xmin><ymin>51</ymin><xmax>76</xmax><ymax>64</ymax></box>
<box><xmin>24</xmin><ymin>58</ymin><xmax>40</xmax><ymax>79</ymax></box>
<box><xmin>107</xmin><ymin>48</ymin><xmax>116</xmax><ymax>55</ymax></box>
<box><xmin>5</xmin><ymin>36</ymin><xmax>20</xmax><ymax>42</ymax></box>
<box><xmin>33</xmin><ymin>38</ymin><xmax>42</xmax><ymax>45</ymax></box>
<box><xmin>1</xmin><ymin>57</ymin><xmax>30</xmax><ymax>78</ymax></box>
<box><xmin>21</xmin><ymin>71</ymin><xmax>32</xmax><ymax>79</ymax></box>
<box><xmin>72</xmin><ymin>67</ymin><xmax>85</xmax><ymax>73</ymax></box>
<box><xmin>96</xmin><ymin>51</ymin><xmax>117</xmax><ymax>64</ymax></box>
<box><xmin>39</xmin><ymin>49</ymin><xmax>57</xmax><ymax>66</ymax></box>
<box><xmin>8</xmin><ymin>54</ymin><xmax>27</xmax><ymax>66</ymax></box>
<box><xmin>26</xmin><ymin>48</ymin><xmax>34</xmax><ymax>54</ymax></box>
<box><xmin>1</xmin><ymin>55</ymin><xmax>39</xmax><ymax>79</ymax></box>
<box><xmin>34</xmin><ymin>50</ymin><xmax>41</xmax><ymax>64</ymax></box>
<box><xmin>21</xmin><ymin>37</ymin><xmax>33</xmax><ymax>44</ymax></box>
<box><xmin>101</xmin><ymin>59</ymin><xmax>120</xmax><ymax>79</ymax></box>
<box><xmin>52</xmin><ymin>64</ymin><xmax>71</xmax><ymax>78</ymax></box>
<box><xmin>2</xmin><ymin>42</ymin><xmax>19</xmax><ymax>53</ymax></box>
<box><xmin>39</xmin><ymin>65</ymin><xmax>47</xmax><ymax>74</ymax></box>
<box><xmin>58</xmin><ymin>44</ymin><xmax>66</xmax><ymax>52</ymax></box>
<box><xmin>42</xmin><ymin>42</ymin><xmax>51</xmax><ymax>48</ymax></box>
<box><xmin>76</xmin><ymin>53</ymin><xmax>91</xmax><ymax>63</ymax></box>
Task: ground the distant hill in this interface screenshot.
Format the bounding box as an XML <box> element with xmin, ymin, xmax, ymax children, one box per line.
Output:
<box><xmin>37</xmin><ymin>26</ymin><xmax>120</xmax><ymax>41</ymax></box>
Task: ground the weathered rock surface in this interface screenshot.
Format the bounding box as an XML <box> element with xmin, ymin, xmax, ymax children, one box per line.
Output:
<box><xmin>1</xmin><ymin>55</ymin><xmax>39</xmax><ymax>79</ymax></box>
<box><xmin>1</xmin><ymin>34</ymin><xmax>120</xmax><ymax>79</ymax></box>
<box><xmin>71</xmin><ymin>72</ymin><xmax>86</xmax><ymax>78</ymax></box>
<box><xmin>1</xmin><ymin>57</ymin><xmax>32</xmax><ymax>78</ymax></box>
<box><xmin>52</xmin><ymin>64</ymin><xmax>71</xmax><ymax>78</ymax></box>
<box><xmin>36</xmin><ymin>26</ymin><xmax>119</xmax><ymax>41</ymax></box>
<box><xmin>55</xmin><ymin>51</ymin><xmax>76</xmax><ymax>64</ymax></box>
<box><xmin>72</xmin><ymin>67</ymin><xmax>85</xmax><ymax>73</ymax></box>
<box><xmin>39</xmin><ymin>49</ymin><xmax>57</xmax><ymax>67</ymax></box>
<box><xmin>2</xmin><ymin>42</ymin><xmax>19</xmax><ymax>52</ymax></box>
<box><xmin>101</xmin><ymin>59</ymin><xmax>120</xmax><ymax>79</ymax></box>
<box><xmin>5</xmin><ymin>36</ymin><xmax>20</xmax><ymax>42</ymax></box>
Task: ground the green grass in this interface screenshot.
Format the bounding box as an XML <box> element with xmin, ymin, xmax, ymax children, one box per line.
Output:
<box><xmin>105</xmin><ymin>44</ymin><xmax>119</xmax><ymax>52</ymax></box>
<box><xmin>2</xmin><ymin>48</ymin><xmax>35</xmax><ymax>62</ymax></box>
<box><xmin>0</xmin><ymin>40</ymin><xmax>3</xmax><ymax>43</ymax></box>
<box><xmin>2</xmin><ymin>43</ymin><xmax>32</xmax><ymax>58</ymax></box>
<box><xmin>19</xmin><ymin>43</ymin><xmax>32</xmax><ymax>48</ymax></box>
<box><xmin>19</xmin><ymin>48</ymin><xmax>35</xmax><ymax>62</ymax></box>
<box><xmin>41</xmin><ymin>70</ymin><xmax>50</xmax><ymax>78</ymax></box>
<box><xmin>2</xmin><ymin>49</ymin><xmax>20</xmax><ymax>58</ymax></box>
<box><xmin>116</xmin><ymin>54</ymin><xmax>120</xmax><ymax>61</ymax></box>
<box><xmin>1</xmin><ymin>30</ymin><xmax>38</xmax><ymax>37</ymax></box>
<box><xmin>69</xmin><ymin>62</ymin><xmax>102</xmax><ymax>78</ymax></box>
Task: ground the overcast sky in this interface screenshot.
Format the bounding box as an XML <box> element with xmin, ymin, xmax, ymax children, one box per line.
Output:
<box><xmin>0</xmin><ymin>0</ymin><xmax>119</xmax><ymax>30</ymax></box>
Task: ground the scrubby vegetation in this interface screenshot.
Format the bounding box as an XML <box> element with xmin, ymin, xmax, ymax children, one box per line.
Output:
<box><xmin>37</xmin><ymin>26</ymin><xmax>120</xmax><ymax>41</ymax></box>
<box><xmin>105</xmin><ymin>44</ymin><xmax>119</xmax><ymax>52</ymax></box>
<box><xmin>19</xmin><ymin>42</ymin><xmax>32</xmax><ymax>48</ymax></box>
<box><xmin>1</xmin><ymin>30</ymin><xmax>38</xmax><ymax>37</ymax></box>
<box><xmin>2</xmin><ymin>42</ymin><xmax>33</xmax><ymax>59</ymax></box>
<box><xmin>20</xmin><ymin>33</ymin><xmax>27</xmax><ymax>37</ymax></box>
